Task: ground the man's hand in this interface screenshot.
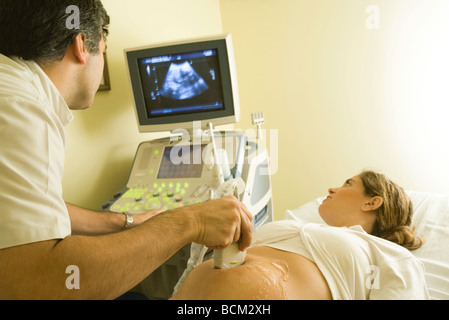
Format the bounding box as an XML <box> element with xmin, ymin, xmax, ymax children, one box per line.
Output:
<box><xmin>190</xmin><ymin>195</ymin><xmax>253</xmax><ymax>252</ymax></box>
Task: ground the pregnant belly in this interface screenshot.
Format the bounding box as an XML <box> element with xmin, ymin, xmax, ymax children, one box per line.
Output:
<box><xmin>171</xmin><ymin>246</ymin><xmax>332</xmax><ymax>300</ymax></box>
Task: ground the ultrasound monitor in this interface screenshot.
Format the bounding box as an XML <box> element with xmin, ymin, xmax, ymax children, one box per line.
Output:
<box><xmin>125</xmin><ymin>34</ymin><xmax>240</xmax><ymax>134</ymax></box>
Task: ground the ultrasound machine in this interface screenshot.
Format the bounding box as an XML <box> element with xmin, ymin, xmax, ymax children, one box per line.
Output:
<box><xmin>101</xmin><ymin>34</ymin><xmax>274</xmax><ymax>299</ymax></box>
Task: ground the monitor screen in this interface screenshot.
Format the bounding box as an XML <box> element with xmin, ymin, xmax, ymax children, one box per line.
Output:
<box><xmin>157</xmin><ymin>145</ymin><xmax>205</xmax><ymax>179</ymax></box>
<box><xmin>125</xmin><ymin>34</ymin><xmax>240</xmax><ymax>133</ymax></box>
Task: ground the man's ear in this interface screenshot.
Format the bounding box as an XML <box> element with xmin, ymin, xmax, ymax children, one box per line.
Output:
<box><xmin>361</xmin><ymin>196</ymin><xmax>383</xmax><ymax>212</ymax></box>
<box><xmin>71</xmin><ymin>33</ymin><xmax>89</xmax><ymax>65</ymax></box>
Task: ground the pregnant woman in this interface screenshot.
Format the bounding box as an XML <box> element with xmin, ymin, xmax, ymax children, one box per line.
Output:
<box><xmin>171</xmin><ymin>170</ymin><xmax>429</xmax><ymax>300</ymax></box>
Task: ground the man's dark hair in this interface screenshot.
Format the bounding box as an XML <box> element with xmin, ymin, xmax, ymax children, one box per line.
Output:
<box><xmin>0</xmin><ymin>0</ymin><xmax>110</xmax><ymax>65</ymax></box>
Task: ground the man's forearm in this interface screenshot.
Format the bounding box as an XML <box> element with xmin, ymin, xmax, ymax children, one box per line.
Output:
<box><xmin>0</xmin><ymin>208</ymin><xmax>195</xmax><ymax>299</ymax></box>
<box><xmin>66</xmin><ymin>202</ymin><xmax>126</xmax><ymax>235</ymax></box>
<box><xmin>0</xmin><ymin>196</ymin><xmax>252</xmax><ymax>299</ymax></box>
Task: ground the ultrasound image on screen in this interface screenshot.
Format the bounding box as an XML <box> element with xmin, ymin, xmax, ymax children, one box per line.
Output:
<box><xmin>138</xmin><ymin>50</ymin><xmax>225</xmax><ymax>119</ymax></box>
<box><xmin>162</xmin><ymin>61</ymin><xmax>209</xmax><ymax>100</ymax></box>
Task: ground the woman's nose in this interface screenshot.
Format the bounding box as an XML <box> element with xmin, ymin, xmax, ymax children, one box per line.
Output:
<box><xmin>328</xmin><ymin>187</ymin><xmax>337</xmax><ymax>194</ymax></box>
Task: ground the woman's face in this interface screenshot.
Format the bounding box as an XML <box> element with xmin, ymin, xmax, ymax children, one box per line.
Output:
<box><xmin>318</xmin><ymin>175</ymin><xmax>378</xmax><ymax>233</ymax></box>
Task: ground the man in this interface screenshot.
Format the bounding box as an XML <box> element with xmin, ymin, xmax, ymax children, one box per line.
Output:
<box><xmin>0</xmin><ymin>0</ymin><xmax>253</xmax><ymax>299</ymax></box>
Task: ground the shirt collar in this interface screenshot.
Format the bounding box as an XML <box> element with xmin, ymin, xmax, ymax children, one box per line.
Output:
<box><xmin>16</xmin><ymin>58</ymin><xmax>74</xmax><ymax>127</ymax></box>
<box><xmin>349</xmin><ymin>225</ymin><xmax>367</xmax><ymax>233</ymax></box>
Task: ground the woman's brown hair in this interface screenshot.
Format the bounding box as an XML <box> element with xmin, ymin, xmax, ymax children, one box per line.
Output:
<box><xmin>359</xmin><ymin>170</ymin><xmax>423</xmax><ymax>250</ymax></box>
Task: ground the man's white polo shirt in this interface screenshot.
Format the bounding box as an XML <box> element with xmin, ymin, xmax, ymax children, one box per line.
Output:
<box><xmin>0</xmin><ymin>54</ymin><xmax>73</xmax><ymax>249</ymax></box>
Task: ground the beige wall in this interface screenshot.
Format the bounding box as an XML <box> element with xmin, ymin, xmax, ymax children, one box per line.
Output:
<box><xmin>220</xmin><ymin>0</ymin><xmax>449</xmax><ymax>220</ymax></box>
<box><xmin>63</xmin><ymin>0</ymin><xmax>449</xmax><ymax>222</ymax></box>
<box><xmin>62</xmin><ymin>0</ymin><xmax>223</xmax><ymax>209</ymax></box>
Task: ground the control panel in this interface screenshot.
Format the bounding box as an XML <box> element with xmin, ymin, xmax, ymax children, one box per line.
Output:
<box><xmin>104</xmin><ymin>132</ymin><xmax>246</xmax><ymax>214</ymax></box>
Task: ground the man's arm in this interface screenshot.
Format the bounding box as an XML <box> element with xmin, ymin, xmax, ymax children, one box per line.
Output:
<box><xmin>0</xmin><ymin>196</ymin><xmax>252</xmax><ymax>299</ymax></box>
<box><xmin>66</xmin><ymin>203</ymin><xmax>162</xmax><ymax>236</ymax></box>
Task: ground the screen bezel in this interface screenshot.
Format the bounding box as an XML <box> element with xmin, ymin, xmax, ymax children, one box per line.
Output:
<box><xmin>125</xmin><ymin>34</ymin><xmax>240</xmax><ymax>133</ymax></box>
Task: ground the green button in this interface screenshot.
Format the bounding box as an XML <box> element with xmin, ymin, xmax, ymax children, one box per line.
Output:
<box><xmin>145</xmin><ymin>200</ymin><xmax>161</xmax><ymax>210</ymax></box>
<box><xmin>162</xmin><ymin>197</ymin><xmax>170</xmax><ymax>203</ymax></box>
<box><xmin>123</xmin><ymin>187</ymin><xmax>147</xmax><ymax>199</ymax></box>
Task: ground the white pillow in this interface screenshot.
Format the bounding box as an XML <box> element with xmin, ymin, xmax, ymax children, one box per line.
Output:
<box><xmin>284</xmin><ymin>196</ymin><xmax>326</xmax><ymax>224</ymax></box>
<box><xmin>407</xmin><ymin>191</ymin><xmax>449</xmax><ymax>300</ymax></box>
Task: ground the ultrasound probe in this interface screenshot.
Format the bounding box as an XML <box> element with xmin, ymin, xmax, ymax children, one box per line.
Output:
<box><xmin>208</xmin><ymin>122</ymin><xmax>247</xmax><ymax>269</ymax></box>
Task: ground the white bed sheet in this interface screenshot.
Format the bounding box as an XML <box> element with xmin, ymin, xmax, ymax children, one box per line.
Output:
<box><xmin>284</xmin><ymin>191</ymin><xmax>449</xmax><ymax>300</ymax></box>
